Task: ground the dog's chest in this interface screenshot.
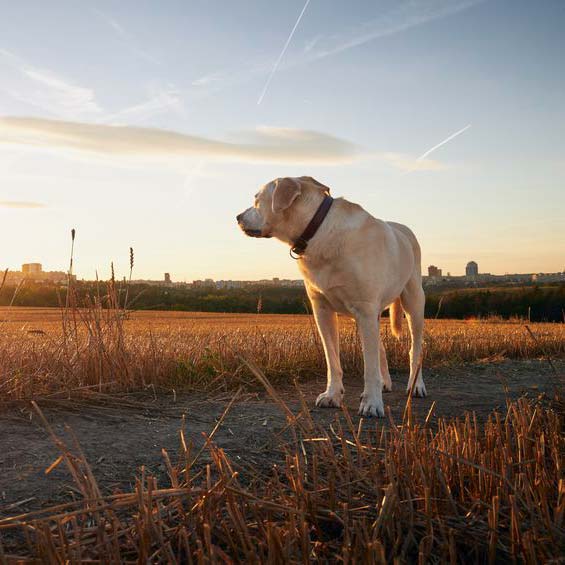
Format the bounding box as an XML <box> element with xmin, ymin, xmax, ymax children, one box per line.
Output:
<box><xmin>299</xmin><ymin>261</ymin><xmax>352</xmax><ymax>314</ymax></box>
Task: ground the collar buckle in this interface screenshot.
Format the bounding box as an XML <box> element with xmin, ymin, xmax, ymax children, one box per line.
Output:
<box><xmin>289</xmin><ymin>194</ymin><xmax>334</xmax><ymax>259</ymax></box>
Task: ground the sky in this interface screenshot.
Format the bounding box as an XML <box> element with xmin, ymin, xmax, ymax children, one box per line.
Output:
<box><xmin>0</xmin><ymin>0</ymin><xmax>564</xmax><ymax>281</ymax></box>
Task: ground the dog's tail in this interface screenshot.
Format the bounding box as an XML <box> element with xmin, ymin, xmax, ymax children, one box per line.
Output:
<box><xmin>389</xmin><ymin>298</ymin><xmax>403</xmax><ymax>338</ymax></box>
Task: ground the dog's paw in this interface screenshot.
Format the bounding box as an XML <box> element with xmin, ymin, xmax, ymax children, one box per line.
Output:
<box><xmin>407</xmin><ymin>381</ymin><xmax>427</xmax><ymax>398</ymax></box>
<box><xmin>316</xmin><ymin>389</ymin><xmax>343</xmax><ymax>408</ymax></box>
<box><xmin>382</xmin><ymin>377</ymin><xmax>393</xmax><ymax>393</ymax></box>
<box><xmin>358</xmin><ymin>393</ymin><xmax>385</xmax><ymax>418</ymax></box>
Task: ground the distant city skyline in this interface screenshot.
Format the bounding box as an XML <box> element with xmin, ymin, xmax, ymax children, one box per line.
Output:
<box><xmin>2</xmin><ymin>258</ymin><xmax>563</xmax><ymax>284</ymax></box>
<box><xmin>1</xmin><ymin>1</ymin><xmax>564</xmax><ymax>280</ymax></box>
<box><xmin>5</xmin><ymin>261</ymin><xmax>563</xmax><ymax>292</ymax></box>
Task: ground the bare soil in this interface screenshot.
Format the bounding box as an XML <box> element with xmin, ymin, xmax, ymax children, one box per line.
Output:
<box><xmin>0</xmin><ymin>359</ymin><xmax>562</xmax><ymax>521</ymax></box>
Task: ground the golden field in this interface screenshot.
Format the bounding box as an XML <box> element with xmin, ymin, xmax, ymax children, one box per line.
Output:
<box><xmin>0</xmin><ymin>307</ymin><xmax>563</xmax><ymax>400</ymax></box>
<box><xmin>1</xmin><ymin>305</ymin><xmax>563</xmax><ymax>562</ymax></box>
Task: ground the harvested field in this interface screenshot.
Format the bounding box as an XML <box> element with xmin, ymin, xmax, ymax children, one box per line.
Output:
<box><xmin>0</xmin><ymin>306</ymin><xmax>563</xmax><ymax>562</ymax></box>
<box><xmin>0</xmin><ymin>307</ymin><xmax>563</xmax><ymax>400</ymax></box>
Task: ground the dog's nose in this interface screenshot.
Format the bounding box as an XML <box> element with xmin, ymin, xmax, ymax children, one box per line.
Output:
<box><xmin>236</xmin><ymin>213</ymin><xmax>243</xmax><ymax>223</ymax></box>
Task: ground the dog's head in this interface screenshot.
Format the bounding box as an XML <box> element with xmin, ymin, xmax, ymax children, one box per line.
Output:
<box><xmin>236</xmin><ymin>176</ymin><xmax>330</xmax><ymax>243</ymax></box>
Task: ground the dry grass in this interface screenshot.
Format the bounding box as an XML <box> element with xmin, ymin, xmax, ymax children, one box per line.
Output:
<box><xmin>0</xmin><ymin>306</ymin><xmax>564</xmax><ymax>401</ymax></box>
<box><xmin>0</xmin><ymin>371</ymin><xmax>562</xmax><ymax>562</ymax></box>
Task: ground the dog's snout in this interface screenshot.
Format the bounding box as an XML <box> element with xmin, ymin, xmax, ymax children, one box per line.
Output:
<box><xmin>236</xmin><ymin>213</ymin><xmax>243</xmax><ymax>223</ymax></box>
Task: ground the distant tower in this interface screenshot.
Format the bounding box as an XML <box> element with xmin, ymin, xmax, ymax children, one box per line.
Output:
<box><xmin>164</xmin><ymin>273</ymin><xmax>171</xmax><ymax>284</ymax></box>
<box><xmin>22</xmin><ymin>263</ymin><xmax>42</xmax><ymax>276</ymax></box>
<box><xmin>428</xmin><ymin>265</ymin><xmax>442</xmax><ymax>277</ymax></box>
<box><xmin>466</xmin><ymin>261</ymin><xmax>478</xmax><ymax>277</ymax></box>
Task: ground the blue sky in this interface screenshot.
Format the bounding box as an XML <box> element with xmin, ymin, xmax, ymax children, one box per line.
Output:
<box><xmin>0</xmin><ymin>0</ymin><xmax>563</xmax><ymax>280</ymax></box>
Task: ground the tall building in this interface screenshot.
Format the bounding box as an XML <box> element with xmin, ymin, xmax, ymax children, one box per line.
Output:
<box><xmin>22</xmin><ymin>263</ymin><xmax>42</xmax><ymax>275</ymax></box>
<box><xmin>164</xmin><ymin>273</ymin><xmax>171</xmax><ymax>284</ymax></box>
<box><xmin>428</xmin><ymin>265</ymin><xmax>442</xmax><ymax>277</ymax></box>
<box><xmin>466</xmin><ymin>261</ymin><xmax>479</xmax><ymax>277</ymax></box>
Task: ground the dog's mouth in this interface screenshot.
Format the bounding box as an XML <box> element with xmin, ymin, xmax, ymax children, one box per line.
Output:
<box><xmin>244</xmin><ymin>228</ymin><xmax>263</xmax><ymax>238</ymax></box>
<box><xmin>238</xmin><ymin>224</ymin><xmax>271</xmax><ymax>238</ymax></box>
<box><xmin>245</xmin><ymin>229</ymin><xmax>272</xmax><ymax>238</ymax></box>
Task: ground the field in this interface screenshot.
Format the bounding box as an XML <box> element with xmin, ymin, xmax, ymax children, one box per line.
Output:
<box><xmin>1</xmin><ymin>307</ymin><xmax>564</xmax><ymax>400</ymax></box>
<box><xmin>0</xmin><ymin>306</ymin><xmax>564</xmax><ymax>562</ymax></box>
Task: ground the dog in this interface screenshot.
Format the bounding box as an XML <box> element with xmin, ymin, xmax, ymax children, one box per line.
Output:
<box><xmin>237</xmin><ymin>176</ymin><xmax>426</xmax><ymax>417</ymax></box>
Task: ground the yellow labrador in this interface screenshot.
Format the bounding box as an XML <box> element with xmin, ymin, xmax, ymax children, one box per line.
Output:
<box><xmin>237</xmin><ymin>176</ymin><xmax>426</xmax><ymax>417</ymax></box>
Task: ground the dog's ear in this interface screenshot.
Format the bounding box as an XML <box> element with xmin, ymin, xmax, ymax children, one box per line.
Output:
<box><xmin>272</xmin><ymin>177</ymin><xmax>301</xmax><ymax>214</ymax></box>
<box><xmin>300</xmin><ymin>176</ymin><xmax>331</xmax><ymax>194</ymax></box>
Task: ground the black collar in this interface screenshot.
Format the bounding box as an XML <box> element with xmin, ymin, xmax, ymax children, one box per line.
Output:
<box><xmin>290</xmin><ymin>193</ymin><xmax>334</xmax><ymax>258</ymax></box>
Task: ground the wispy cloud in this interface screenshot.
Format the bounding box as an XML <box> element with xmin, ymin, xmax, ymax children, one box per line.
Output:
<box><xmin>0</xmin><ymin>116</ymin><xmax>464</xmax><ymax>172</ymax></box>
<box><xmin>190</xmin><ymin>60</ymin><xmax>269</xmax><ymax>99</ymax></box>
<box><xmin>104</xmin><ymin>87</ymin><xmax>186</xmax><ymax>124</ymax></box>
<box><xmin>0</xmin><ymin>48</ymin><xmax>182</xmax><ymax>125</ymax></box>
<box><xmin>0</xmin><ymin>49</ymin><xmax>102</xmax><ymax>119</ymax></box>
<box><xmin>303</xmin><ymin>35</ymin><xmax>322</xmax><ymax>54</ymax></box>
<box><xmin>94</xmin><ymin>9</ymin><xmax>127</xmax><ymax>37</ymax></box>
<box><xmin>91</xmin><ymin>7</ymin><xmax>160</xmax><ymax>65</ymax></box>
<box><xmin>306</xmin><ymin>0</ymin><xmax>485</xmax><ymax>62</ymax></box>
<box><xmin>190</xmin><ymin>0</ymin><xmax>483</xmax><ymax>97</ymax></box>
<box><xmin>257</xmin><ymin>0</ymin><xmax>311</xmax><ymax>105</ymax></box>
<box><xmin>302</xmin><ymin>0</ymin><xmax>484</xmax><ymax>63</ymax></box>
<box><xmin>0</xmin><ymin>200</ymin><xmax>45</xmax><ymax>209</ymax></box>
<box><xmin>191</xmin><ymin>73</ymin><xmax>224</xmax><ymax>87</ymax></box>
<box><xmin>0</xmin><ymin>116</ymin><xmax>360</xmax><ymax>165</ymax></box>
<box><xmin>20</xmin><ymin>67</ymin><xmax>101</xmax><ymax>115</ymax></box>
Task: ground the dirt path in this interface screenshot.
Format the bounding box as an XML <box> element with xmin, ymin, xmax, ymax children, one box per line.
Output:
<box><xmin>1</xmin><ymin>359</ymin><xmax>562</xmax><ymax>520</ymax></box>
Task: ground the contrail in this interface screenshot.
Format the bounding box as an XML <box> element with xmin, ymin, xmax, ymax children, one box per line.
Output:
<box><xmin>257</xmin><ymin>0</ymin><xmax>311</xmax><ymax>105</ymax></box>
<box><xmin>416</xmin><ymin>123</ymin><xmax>471</xmax><ymax>161</ymax></box>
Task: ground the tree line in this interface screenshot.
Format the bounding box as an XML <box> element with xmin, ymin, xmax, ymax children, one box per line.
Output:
<box><xmin>0</xmin><ymin>282</ymin><xmax>563</xmax><ymax>322</ymax></box>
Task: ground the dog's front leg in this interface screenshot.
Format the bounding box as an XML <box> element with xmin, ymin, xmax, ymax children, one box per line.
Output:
<box><xmin>311</xmin><ymin>297</ymin><xmax>344</xmax><ymax>408</ymax></box>
<box><xmin>353</xmin><ymin>305</ymin><xmax>385</xmax><ymax>417</ymax></box>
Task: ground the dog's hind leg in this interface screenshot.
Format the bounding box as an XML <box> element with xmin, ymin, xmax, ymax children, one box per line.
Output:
<box><xmin>400</xmin><ymin>277</ymin><xmax>426</xmax><ymax>397</ymax></box>
<box><xmin>380</xmin><ymin>340</ymin><xmax>392</xmax><ymax>392</ymax></box>
<box><xmin>311</xmin><ymin>295</ymin><xmax>344</xmax><ymax>408</ymax></box>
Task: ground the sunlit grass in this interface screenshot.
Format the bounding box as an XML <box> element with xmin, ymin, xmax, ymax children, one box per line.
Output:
<box><xmin>0</xmin><ymin>307</ymin><xmax>563</xmax><ymax>401</ymax></box>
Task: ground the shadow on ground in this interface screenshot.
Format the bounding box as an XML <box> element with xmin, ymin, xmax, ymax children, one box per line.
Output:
<box><xmin>0</xmin><ymin>358</ymin><xmax>562</xmax><ymax>518</ymax></box>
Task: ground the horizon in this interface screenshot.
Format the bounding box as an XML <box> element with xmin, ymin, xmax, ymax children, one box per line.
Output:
<box><xmin>2</xmin><ymin>257</ymin><xmax>563</xmax><ymax>281</ymax></box>
<box><xmin>1</xmin><ymin>0</ymin><xmax>564</xmax><ymax>280</ymax></box>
